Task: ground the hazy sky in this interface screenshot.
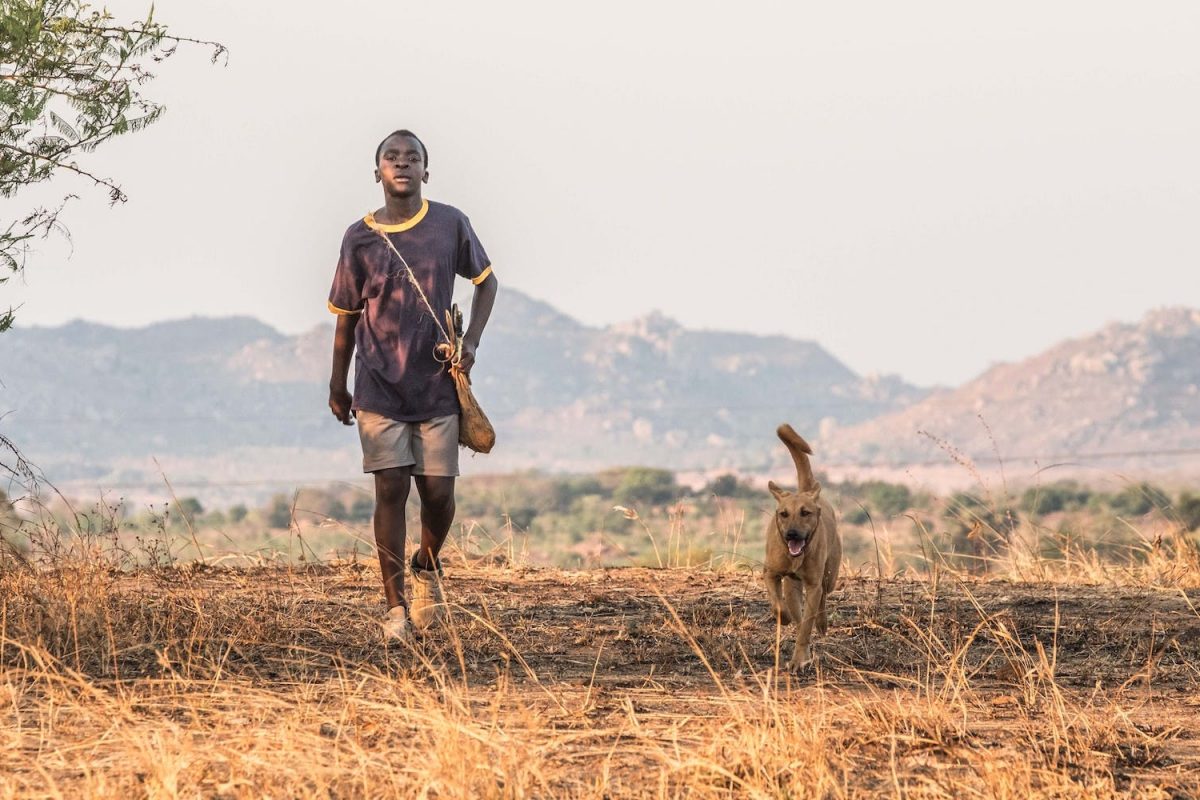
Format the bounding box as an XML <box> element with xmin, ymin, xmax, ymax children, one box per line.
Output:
<box><xmin>3</xmin><ymin>0</ymin><xmax>1198</xmax><ymax>386</ymax></box>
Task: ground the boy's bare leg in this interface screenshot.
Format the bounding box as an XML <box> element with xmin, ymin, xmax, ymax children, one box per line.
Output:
<box><xmin>373</xmin><ymin>466</ymin><xmax>412</xmax><ymax>608</ymax></box>
<box><xmin>413</xmin><ymin>475</ymin><xmax>455</xmax><ymax>569</ymax></box>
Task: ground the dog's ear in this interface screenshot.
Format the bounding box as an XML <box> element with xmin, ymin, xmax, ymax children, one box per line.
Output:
<box><xmin>768</xmin><ymin>480</ymin><xmax>789</xmax><ymax>501</ymax></box>
<box><xmin>810</xmin><ymin>483</ymin><xmax>822</xmax><ymax>500</ymax></box>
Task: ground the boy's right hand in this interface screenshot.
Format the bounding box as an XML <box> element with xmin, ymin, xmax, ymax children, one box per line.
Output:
<box><xmin>329</xmin><ymin>387</ymin><xmax>355</xmax><ymax>425</ymax></box>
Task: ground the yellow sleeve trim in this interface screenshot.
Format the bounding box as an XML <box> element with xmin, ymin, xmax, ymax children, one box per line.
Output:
<box><xmin>471</xmin><ymin>265</ymin><xmax>494</xmax><ymax>285</ymax></box>
<box><xmin>364</xmin><ymin>199</ymin><xmax>429</xmax><ymax>233</ymax></box>
<box><xmin>327</xmin><ymin>300</ymin><xmax>362</xmax><ymax>315</ymax></box>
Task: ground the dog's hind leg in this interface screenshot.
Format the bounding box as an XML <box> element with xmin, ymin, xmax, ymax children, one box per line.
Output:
<box><xmin>818</xmin><ymin>533</ymin><xmax>842</xmax><ymax>635</ymax></box>
<box><xmin>817</xmin><ymin>565</ymin><xmax>838</xmax><ymax>635</ymax></box>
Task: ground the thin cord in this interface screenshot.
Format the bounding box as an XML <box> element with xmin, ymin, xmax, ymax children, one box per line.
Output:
<box><xmin>371</xmin><ymin>225</ymin><xmax>456</xmax><ymax>362</ymax></box>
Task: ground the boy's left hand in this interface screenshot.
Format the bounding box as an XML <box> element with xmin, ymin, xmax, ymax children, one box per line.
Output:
<box><xmin>459</xmin><ymin>340</ymin><xmax>477</xmax><ymax>374</ymax></box>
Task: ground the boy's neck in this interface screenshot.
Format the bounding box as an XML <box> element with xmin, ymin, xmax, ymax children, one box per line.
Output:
<box><xmin>376</xmin><ymin>193</ymin><xmax>425</xmax><ymax>225</ymax></box>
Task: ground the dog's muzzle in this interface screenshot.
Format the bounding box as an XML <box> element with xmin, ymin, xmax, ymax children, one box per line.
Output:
<box><xmin>784</xmin><ymin>529</ymin><xmax>810</xmax><ymax>558</ymax></box>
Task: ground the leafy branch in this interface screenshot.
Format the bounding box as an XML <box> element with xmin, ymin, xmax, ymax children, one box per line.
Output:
<box><xmin>0</xmin><ymin>0</ymin><xmax>225</xmax><ymax>331</ymax></box>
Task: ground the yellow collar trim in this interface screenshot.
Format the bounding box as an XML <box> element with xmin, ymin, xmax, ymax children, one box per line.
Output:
<box><xmin>365</xmin><ymin>199</ymin><xmax>429</xmax><ymax>233</ymax></box>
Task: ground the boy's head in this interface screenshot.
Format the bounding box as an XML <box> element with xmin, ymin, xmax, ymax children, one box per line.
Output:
<box><xmin>374</xmin><ymin>129</ymin><xmax>428</xmax><ymax>168</ymax></box>
<box><xmin>374</xmin><ymin>130</ymin><xmax>429</xmax><ymax>197</ymax></box>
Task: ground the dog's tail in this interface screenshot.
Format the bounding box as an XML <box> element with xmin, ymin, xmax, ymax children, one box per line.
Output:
<box><xmin>777</xmin><ymin>423</ymin><xmax>819</xmax><ymax>491</ymax></box>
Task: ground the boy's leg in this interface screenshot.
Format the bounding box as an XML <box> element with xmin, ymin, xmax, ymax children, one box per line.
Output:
<box><xmin>409</xmin><ymin>475</ymin><xmax>454</xmax><ymax>630</ymax></box>
<box><xmin>373</xmin><ymin>466</ymin><xmax>412</xmax><ymax>609</ymax></box>
<box><xmin>413</xmin><ymin>475</ymin><xmax>455</xmax><ymax>569</ymax></box>
<box><xmin>409</xmin><ymin>414</ymin><xmax>460</xmax><ymax>571</ymax></box>
<box><xmin>408</xmin><ymin>415</ymin><xmax>458</xmax><ymax>630</ymax></box>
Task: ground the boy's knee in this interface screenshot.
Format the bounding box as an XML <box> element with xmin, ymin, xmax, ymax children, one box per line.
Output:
<box><xmin>416</xmin><ymin>477</ymin><xmax>455</xmax><ymax>513</ymax></box>
<box><xmin>374</xmin><ymin>469</ymin><xmax>411</xmax><ymax>506</ymax></box>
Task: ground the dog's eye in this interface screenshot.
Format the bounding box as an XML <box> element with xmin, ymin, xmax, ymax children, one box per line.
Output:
<box><xmin>800</xmin><ymin>508</ymin><xmax>812</xmax><ymax>517</ymax></box>
<box><xmin>779</xmin><ymin>510</ymin><xmax>789</xmax><ymax>519</ymax></box>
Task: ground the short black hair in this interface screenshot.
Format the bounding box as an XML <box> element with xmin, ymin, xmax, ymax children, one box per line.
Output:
<box><xmin>374</xmin><ymin>129</ymin><xmax>428</xmax><ymax>167</ymax></box>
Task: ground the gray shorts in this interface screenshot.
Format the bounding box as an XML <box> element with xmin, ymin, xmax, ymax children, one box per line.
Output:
<box><xmin>356</xmin><ymin>411</ymin><xmax>460</xmax><ymax>476</ymax></box>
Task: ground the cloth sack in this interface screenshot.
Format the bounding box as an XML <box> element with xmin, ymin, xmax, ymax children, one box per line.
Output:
<box><xmin>451</xmin><ymin>364</ymin><xmax>495</xmax><ymax>454</ymax></box>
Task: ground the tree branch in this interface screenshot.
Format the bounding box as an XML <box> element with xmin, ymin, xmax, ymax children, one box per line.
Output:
<box><xmin>0</xmin><ymin>142</ymin><xmax>124</xmax><ymax>200</ymax></box>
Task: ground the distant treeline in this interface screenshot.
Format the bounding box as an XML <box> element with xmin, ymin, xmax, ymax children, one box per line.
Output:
<box><xmin>3</xmin><ymin>470</ymin><xmax>1199</xmax><ymax>570</ymax></box>
<box><xmin>43</xmin><ymin>471</ymin><xmax>1194</xmax><ymax>535</ymax></box>
<box><xmin>5</xmin><ymin>471</ymin><xmax>1199</xmax><ymax>549</ymax></box>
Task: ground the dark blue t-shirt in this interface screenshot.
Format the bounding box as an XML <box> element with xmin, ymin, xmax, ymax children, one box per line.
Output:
<box><xmin>328</xmin><ymin>199</ymin><xmax>492</xmax><ymax>421</ymax></box>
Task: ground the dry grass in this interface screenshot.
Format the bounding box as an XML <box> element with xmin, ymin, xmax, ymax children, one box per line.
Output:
<box><xmin>3</xmin><ymin>513</ymin><xmax>1200</xmax><ymax>800</ymax></box>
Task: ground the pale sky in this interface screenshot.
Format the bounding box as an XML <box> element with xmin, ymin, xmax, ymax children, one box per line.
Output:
<box><xmin>3</xmin><ymin>0</ymin><xmax>1198</xmax><ymax>386</ymax></box>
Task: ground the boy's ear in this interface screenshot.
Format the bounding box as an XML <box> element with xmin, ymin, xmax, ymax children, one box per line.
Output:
<box><xmin>374</xmin><ymin>168</ymin><xmax>381</xmax><ymax>183</ymax></box>
<box><xmin>422</xmin><ymin>170</ymin><xmax>430</xmax><ymax>183</ymax></box>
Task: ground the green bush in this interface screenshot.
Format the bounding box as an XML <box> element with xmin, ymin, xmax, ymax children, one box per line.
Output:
<box><xmin>506</xmin><ymin>504</ymin><xmax>538</xmax><ymax>530</ymax></box>
<box><xmin>267</xmin><ymin>494</ymin><xmax>293</xmax><ymax>529</ymax></box>
<box><xmin>1108</xmin><ymin>483</ymin><xmax>1171</xmax><ymax>517</ymax></box>
<box><xmin>701</xmin><ymin>473</ymin><xmax>758</xmax><ymax>499</ymax></box>
<box><xmin>176</xmin><ymin>497</ymin><xmax>204</xmax><ymax>519</ymax></box>
<box><xmin>613</xmin><ymin>467</ymin><xmax>679</xmax><ymax>509</ymax></box>
<box><xmin>1019</xmin><ymin>481</ymin><xmax>1092</xmax><ymax>515</ymax></box>
<box><xmin>326</xmin><ymin>499</ymin><xmax>348</xmax><ymax>521</ymax></box>
<box><xmin>1177</xmin><ymin>491</ymin><xmax>1200</xmax><ymax>531</ymax></box>
<box><xmin>548</xmin><ymin>475</ymin><xmax>605</xmax><ymax>512</ymax></box>
<box><xmin>349</xmin><ymin>496</ymin><xmax>374</xmax><ymax>523</ymax></box>
<box><xmin>861</xmin><ymin>481</ymin><xmax>912</xmax><ymax>516</ymax></box>
<box><xmin>842</xmin><ymin>505</ymin><xmax>871</xmax><ymax>526</ymax></box>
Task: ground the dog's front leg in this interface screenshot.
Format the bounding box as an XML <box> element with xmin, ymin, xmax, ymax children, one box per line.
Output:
<box><xmin>787</xmin><ymin>579</ymin><xmax>824</xmax><ymax>672</ymax></box>
<box><xmin>763</xmin><ymin>572</ymin><xmax>791</xmax><ymax>624</ymax></box>
<box><xmin>780</xmin><ymin>577</ymin><xmax>805</xmax><ymax>655</ymax></box>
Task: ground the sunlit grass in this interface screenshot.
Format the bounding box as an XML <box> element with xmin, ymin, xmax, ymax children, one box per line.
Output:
<box><xmin>2</xmin><ymin>480</ymin><xmax>1198</xmax><ymax>797</ymax></box>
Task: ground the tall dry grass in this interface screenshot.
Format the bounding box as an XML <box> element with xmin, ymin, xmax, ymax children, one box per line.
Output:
<box><xmin>1</xmin><ymin>482</ymin><xmax>1198</xmax><ymax>798</ymax></box>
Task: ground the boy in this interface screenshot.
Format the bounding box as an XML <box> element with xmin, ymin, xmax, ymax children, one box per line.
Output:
<box><xmin>327</xmin><ymin>129</ymin><xmax>498</xmax><ymax>643</ymax></box>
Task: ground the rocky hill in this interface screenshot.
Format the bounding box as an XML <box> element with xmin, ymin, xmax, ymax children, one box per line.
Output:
<box><xmin>6</xmin><ymin>298</ymin><xmax>1197</xmax><ymax>499</ymax></box>
<box><xmin>0</xmin><ymin>289</ymin><xmax>922</xmax><ymax>494</ymax></box>
<box><xmin>821</xmin><ymin>308</ymin><xmax>1200</xmax><ymax>475</ymax></box>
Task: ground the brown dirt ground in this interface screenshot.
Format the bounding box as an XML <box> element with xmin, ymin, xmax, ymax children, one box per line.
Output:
<box><xmin>146</xmin><ymin>569</ymin><xmax>1200</xmax><ymax>775</ymax></box>
<box><xmin>6</xmin><ymin>562</ymin><xmax>1200</xmax><ymax>796</ymax></box>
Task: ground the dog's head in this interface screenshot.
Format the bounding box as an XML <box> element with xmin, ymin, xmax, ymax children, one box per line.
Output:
<box><xmin>768</xmin><ymin>481</ymin><xmax>822</xmax><ymax>559</ymax></box>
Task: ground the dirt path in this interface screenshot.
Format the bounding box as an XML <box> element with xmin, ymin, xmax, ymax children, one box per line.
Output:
<box><xmin>6</xmin><ymin>563</ymin><xmax>1200</xmax><ymax>796</ymax></box>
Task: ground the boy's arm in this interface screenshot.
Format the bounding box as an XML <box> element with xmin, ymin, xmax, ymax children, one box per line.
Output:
<box><xmin>459</xmin><ymin>272</ymin><xmax>498</xmax><ymax>374</ymax></box>
<box><xmin>329</xmin><ymin>312</ymin><xmax>360</xmax><ymax>424</ymax></box>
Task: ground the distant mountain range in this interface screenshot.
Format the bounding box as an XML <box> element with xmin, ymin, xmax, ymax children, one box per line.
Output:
<box><xmin>1</xmin><ymin>292</ymin><xmax>1197</xmax><ymax>501</ymax></box>
<box><xmin>821</xmin><ymin>307</ymin><xmax>1200</xmax><ymax>475</ymax></box>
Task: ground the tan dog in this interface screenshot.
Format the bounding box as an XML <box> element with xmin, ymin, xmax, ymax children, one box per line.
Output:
<box><xmin>764</xmin><ymin>424</ymin><xmax>842</xmax><ymax>672</ymax></box>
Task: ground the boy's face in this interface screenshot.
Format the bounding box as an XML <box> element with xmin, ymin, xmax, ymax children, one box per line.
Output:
<box><xmin>375</xmin><ymin>134</ymin><xmax>428</xmax><ymax>198</ymax></box>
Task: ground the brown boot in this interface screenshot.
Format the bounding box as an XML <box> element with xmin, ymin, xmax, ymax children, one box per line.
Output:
<box><xmin>409</xmin><ymin>555</ymin><xmax>446</xmax><ymax>631</ymax></box>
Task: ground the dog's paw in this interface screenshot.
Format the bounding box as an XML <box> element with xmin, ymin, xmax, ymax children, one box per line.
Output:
<box><xmin>788</xmin><ymin>646</ymin><xmax>816</xmax><ymax>674</ymax></box>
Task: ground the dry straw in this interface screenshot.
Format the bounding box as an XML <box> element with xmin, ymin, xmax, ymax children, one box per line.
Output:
<box><xmin>3</xmin><ymin>437</ymin><xmax>1200</xmax><ymax>796</ymax></box>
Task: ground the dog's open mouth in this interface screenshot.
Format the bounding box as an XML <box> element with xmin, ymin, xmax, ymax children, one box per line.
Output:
<box><xmin>786</xmin><ymin>535</ymin><xmax>808</xmax><ymax>558</ymax></box>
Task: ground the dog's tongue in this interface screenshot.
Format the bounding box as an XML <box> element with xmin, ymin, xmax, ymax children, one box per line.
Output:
<box><xmin>788</xmin><ymin>540</ymin><xmax>806</xmax><ymax>557</ymax></box>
